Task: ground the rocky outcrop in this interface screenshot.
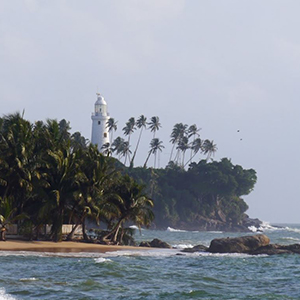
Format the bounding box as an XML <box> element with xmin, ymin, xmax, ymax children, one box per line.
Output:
<box><xmin>181</xmin><ymin>244</ymin><xmax>208</xmax><ymax>253</ymax></box>
<box><xmin>139</xmin><ymin>238</ymin><xmax>172</xmax><ymax>249</ymax></box>
<box><xmin>208</xmin><ymin>234</ymin><xmax>270</xmax><ymax>253</ymax></box>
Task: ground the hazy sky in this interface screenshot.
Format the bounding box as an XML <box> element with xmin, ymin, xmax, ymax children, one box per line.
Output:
<box><xmin>1</xmin><ymin>1</ymin><xmax>300</xmax><ymax>224</ymax></box>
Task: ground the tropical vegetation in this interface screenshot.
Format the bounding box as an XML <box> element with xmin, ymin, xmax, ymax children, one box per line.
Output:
<box><xmin>0</xmin><ymin>112</ymin><xmax>257</xmax><ymax>244</ymax></box>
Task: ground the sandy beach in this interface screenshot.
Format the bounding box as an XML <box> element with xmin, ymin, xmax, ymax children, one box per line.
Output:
<box><xmin>0</xmin><ymin>240</ymin><xmax>148</xmax><ymax>253</ymax></box>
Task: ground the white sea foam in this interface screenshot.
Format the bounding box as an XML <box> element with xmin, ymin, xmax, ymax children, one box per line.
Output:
<box><xmin>173</xmin><ymin>243</ymin><xmax>193</xmax><ymax>249</ymax></box>
<box><xmin>19</xmin><ymin>277</ymin><xmax>38</xmax><ymax>282</ymax></box>
<box><xmin>94</xmin><ymin>257</ymin><xmax>112</xmax><ymax>263</ymax></box>
<box><xmin>0</xmin><ymin>288</ymin><xmax>16</xmax><ymax>300</ymax></box>
<box><xmin>248</xmin><ymin>221</ymin><xmax>283</xmax><ymax>232</ymax></box>
<box><xmin>166</xmin><ymin>227</ymin><xmax>187</xmax><ymax>232</ymax></box>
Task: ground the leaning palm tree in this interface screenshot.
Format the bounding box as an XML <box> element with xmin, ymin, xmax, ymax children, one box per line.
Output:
<box><xmin>106</xmin><ymin>118</ymin><xmax>118</xmax><ymax>145</ymax></box>
<box><xmin>144</xmin><ymin>138</ymin><xmax>164</xmax><ymax>168</ymax></box>
<box><xmin>148</xmin><ymin>116</ymin><xmax>161</xmax><ymax>138</ymax></box>
<box><xmin>184</xmin><ymin>138</ymin><xmax>203</xmax><ymax>167</ymax></box>
<box><xmin>121</xmin><ymin>141</ymin><xmax>132</xmax><ymax>166</ymax></box>
<box><xmin>202</xmin><ymin>139</ymin><xmax>217</xmax><ymax>160</ymax></box>
<box><xmin>130</xmin><ymin>115</ymin><xmax>147</xmax><ymax>167</ymax></box>
<box><xmin>188</xmin><ymin>124</ymin><xmax>200</xmax><ymax>160</ymax></box>
<box><xmin>102</xmin><ymin>175</ymin><xmax>154</xmax><ymax>244</ymax></box>
<box><xmin>122</xmin><ymin>117</ymin><xmax>136</xmax><ymax>146</ymax></box>
<box><xmin>169</xmin><ymin>123</ymin><xmax>188</xmax><ymax>162</ymax></box>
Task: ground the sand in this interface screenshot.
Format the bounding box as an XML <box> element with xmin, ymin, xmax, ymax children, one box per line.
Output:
<box><xmin>0</xmin><ymin>240</ymin><xmax>148</xmax><ymax>253</ymax></box>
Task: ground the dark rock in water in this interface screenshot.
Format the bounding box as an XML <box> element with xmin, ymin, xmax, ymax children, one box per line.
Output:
<box><xmin>208</xmin><ymin>234</ymin><xmax>270</xmax><ymax>254</ymax></box>
<box><xmin>139</xmin><ymin>239</ymin><xmax>172</xmax><ymax>249</ymax></box>
<box><xmin>139</xmin><ymin>241</ymin><xmax>151</xmax><ymax>247</ymax></box>
<box><xmin>181</xmin><ymin>244</ymin><xmax>208</xmax><ymax>253</ymax></box>
<box><xmin>251</xmin><ymin>243</ymin><xmax>300</xmax><ymax>255</ymax></box>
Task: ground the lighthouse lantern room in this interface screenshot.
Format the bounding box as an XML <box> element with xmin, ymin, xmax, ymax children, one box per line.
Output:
<box><xmin>91</xmin><ymin>93</ymin><xmax>110</xmax><ymax>152</ymax></box>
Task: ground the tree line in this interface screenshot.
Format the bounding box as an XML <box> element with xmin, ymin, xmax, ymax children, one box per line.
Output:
<box><xmin>0</xmin><ymin>113</ymin><xmax>153</xmax><ymax>243</ymax></box>
<box><xmin>0</xmin><ymin>112</ymin><xmax>257</xmax><ymax>242</ymax></box>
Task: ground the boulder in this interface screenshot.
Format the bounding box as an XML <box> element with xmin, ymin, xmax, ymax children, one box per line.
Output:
<box><xmin>139</xmin><ymin>239</ymin><xmax>172</xmax><ymax>249</ymax></box>
<box><xmin>208</xmin><ymin>234</ymin><xmax>270</xmax><ymax>254</ymax></box>
<box><xmin>181</xmin><ymin>244</ymin><xmax>208</xmax><ymax>253</ymax></box>
<box><xmin>150</xmin><ymin>238</ymin><xmax>172</xmax><ymax>249</ymax></box>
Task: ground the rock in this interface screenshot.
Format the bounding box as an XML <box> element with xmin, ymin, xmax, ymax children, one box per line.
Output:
<box><xmin>251</xmin><ymin>243</ymin><xmax>300</xmax><ymax>255</ymax></box>
<box><xmin>181</xmin><ymin>244</ymin><xmax>208</xmax><ymax>253</ymax></box>
<box><xmin>139</xmin><ymin>241</ymin><xmax>151</xmax><ymax>247</ymax></box>
<box><xmin>208</xmin><ymin>234</ymin><xmax>270</xmax><ymax>253</ymax></box>
<box><xmin>139</xmin><ymin>239</ymin><xmax>172</xmax><ymax>249</ymax></box>
<box><xmin>149</xmin><ymin>238</ymin><xmax>172</xmax><ymax>249</ymax></box>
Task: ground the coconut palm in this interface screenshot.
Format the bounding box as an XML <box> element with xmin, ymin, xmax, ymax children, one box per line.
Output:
<box><xmin>106</xmin><ymin>118</ymin><xmax>118</xmax><ymax>144</ymax></box>
<box><xmin>130</xmin><ymin>115</ymin><xmax>147</xmax><ymax>167</ymax></box>
<box><xmin>176</xmin><ymin>136</ymin><xmax>189</xmax><ymax>166</ymax></box>
<box><xmin>202</xmin><ymin>140</ymin><xmax>218</xmax><ymax>160</ymax></box>
<box><xmin>0</xmin><ymin>197</ymin><xmax>28</xmax><ymax>241</ymax></box>
<box><xmin>123</xmin><ymin>117</ymin><xmax>136</xmax><ymax>146</ymax></box>
<box><xmin>102</xmin><ymin>175</ymin><xmax>154</xmax><ymax>244</ymax></box>
<box><xmin>184</xmin><ymin>138</ymin><xmax>203</xmax><ymax>167</ymax></box>
<box><xmin>188</xmin><ymin>124</ymin><xmax>200</xmax><ymax>160</ymax></box>
<box><xmin>42</xmin><ymin>146</ymin><xmax>82</xmax><ymax>242</ymax></box>
<box><xmin>101</xmin><ymin>142</ymin><xmax>112</xmax><ymax>156</ymax></box>
<box><xmin>111</xmin><ymin>137</ymin><xmax>125</xmax><ymax>160</ymax></box>
<box><xmin>144</xmin><ymin>138</ymin><xmax>164</xmax><ymax>168</ymax></box>
<box><xmin>121</xmin><ymin>141</ymin><xmax>132</xmax><ymax>165</ymax></box>
<box><xmin>169</xmin><ymin>123</ymin><xmax>188</xmax><ymax>162</ymax></box>
<box><xmin>148</xmin><ymin>116</ymin><xmax>161</xmax><ymax>138</ymax></box>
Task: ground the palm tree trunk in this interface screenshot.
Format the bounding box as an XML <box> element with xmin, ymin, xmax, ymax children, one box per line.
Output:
<box><xmin>143</xmin><ymin>151</ymin><xmax>152</xmax><ymax>168</ymax></box>
<box><xmin>131</xmin><ymin>127</ymin><xmax>143</xmax><ymax>167</ymax></box>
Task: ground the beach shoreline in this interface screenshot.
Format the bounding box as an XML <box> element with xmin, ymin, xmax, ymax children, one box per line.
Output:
<box><xmin>0</xmin><ymin>240</ymin><xmax>149</xmax><ymax>253</ymax></box>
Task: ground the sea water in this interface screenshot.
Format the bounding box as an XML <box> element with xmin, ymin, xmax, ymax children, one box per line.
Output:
<box><xmin>1</xmin><ymin>223</ymin><xmax>300</xmax><ymax>299</ymax></box>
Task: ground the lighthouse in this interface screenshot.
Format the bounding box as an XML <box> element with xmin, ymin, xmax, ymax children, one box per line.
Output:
<box><xmin>91</xmin><ymin>93</ymin><xmax>110</xmax><ymax>152</ymax></box>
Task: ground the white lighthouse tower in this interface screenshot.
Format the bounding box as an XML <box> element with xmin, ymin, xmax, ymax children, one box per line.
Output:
<box><xmin>91</xmin><ymin>93</ymin><xmax>110</xmax><ymax>152</ymax></box>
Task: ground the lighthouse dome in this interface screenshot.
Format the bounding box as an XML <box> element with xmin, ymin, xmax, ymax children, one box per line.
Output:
<box><xmin>95</xmin><ymin>93</ymin><xmax>107</xmax><ymax>105</ymax></box>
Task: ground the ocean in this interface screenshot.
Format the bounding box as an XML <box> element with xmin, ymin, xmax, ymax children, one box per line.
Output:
<box><xmin>1</xmin><ymin>223</ymin><xmax>300</xmax><ymax>299</ymax></box>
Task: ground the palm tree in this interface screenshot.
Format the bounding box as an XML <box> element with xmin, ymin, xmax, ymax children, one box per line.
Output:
<box><xmin>169</xmin><ymin>123</ymin><xmax>188</xmax><ymax>162</ymax></box>
<box><xmin>111</xmin><ymin>137</ymin><xmax>125</xmax><ymax>160</ymax></box>
<box><xmin>122</xmin><ymin>117</ymin><xmax>136</xmax><ymax>146</ymax></box>
<box><xmin>121</xmin><ymin>141</ymin><xmax>132</xmax><ymax>165</ymax></box>
<box><xmin>176</xmin><ymin>136</ymin><xmax>189</xmax><ymax>166</ymax></box>
<box><xmin>184</xmin><ymin>138</ymin><xmax>203</xmax><ymax>167</ymax></box>
<box><xmin>42</xmin><ymin>146</ymin><xmax>82</xmax><ymax>242</ymax></box>
<box><xmin>106</xmin><ymin>118</ymin><xmax>118</xmax><ymax>145</ymax></box>
<box><xmin>0</xmin><ymin>197</ymin><xmax>28</xmax><ymax>241</ymax></box>
<box><xmin>102</xmin><ymin>175</ymin><xmax>154</xmax><ymax>244</ymax></box>
<box><xmin>101</xmin><ymin>142</ymin><xmax>112</xmax><ymax>156</ymax></box>
<box><xmin>71</xmin><ymin>132</ymin><xmax>88</xmax><ymax>151</ymax></box>
<box><xmin>148</xmin><ymin>116</ymin><xmax>161</xmax><ymax>138</ymax></box>
<box><xmin>188</xmin><ymin>124</ymin><xmax>200</xmax><ymax>160</ymax></box>
<box><xmin>67</xmin><ymin>145</ymin><xmax>116</xmax><ymax>241</ymax></box>
<box><xmin>130</xmin><ymin>115</ymin><xmax>147</xmax><ymax>167</ymax></box>
<box><xmin>202</xmin><ymin>140</ymin><xmax>217</xmax><ymax>160</ymax></box>
<box><xmin>144</xmin><ymin>138</ymin><xmax>164</xmax><ymax>168</ymax></box>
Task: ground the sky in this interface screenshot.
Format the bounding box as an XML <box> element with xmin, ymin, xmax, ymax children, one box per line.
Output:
<box><xmin>1</xmin><ymin>0</ymin><xmax>300</xmax><ymax>224</ymax></box>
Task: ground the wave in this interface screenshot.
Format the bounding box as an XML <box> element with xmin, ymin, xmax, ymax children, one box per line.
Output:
<box><xmin>166</xmin><ymin>227</ymin><xmax>187</xmax><ymax>232</ymax></box>
<box><xmin>94</xmin><ymin>257</ymin><xmax>112</xmax><ymax>263</ymax></box>
<box><xmin>0</xmin><ymin>288</ymin><xmax>17</xmax><ymax>300</ymax></box>
<box><xmin>19</xmin><ymin>277</ymin><xmax>38</xmax><ymax>282</ymax></box>
<box><xmin>248</xmin><ymin>221</ymin><xmax>283</xmax><ymax>232</ymax></box>
<box><xmin>173</xmin><ymin>243</ymin><xmax>194</xmax><ymax>249</ymax></box>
